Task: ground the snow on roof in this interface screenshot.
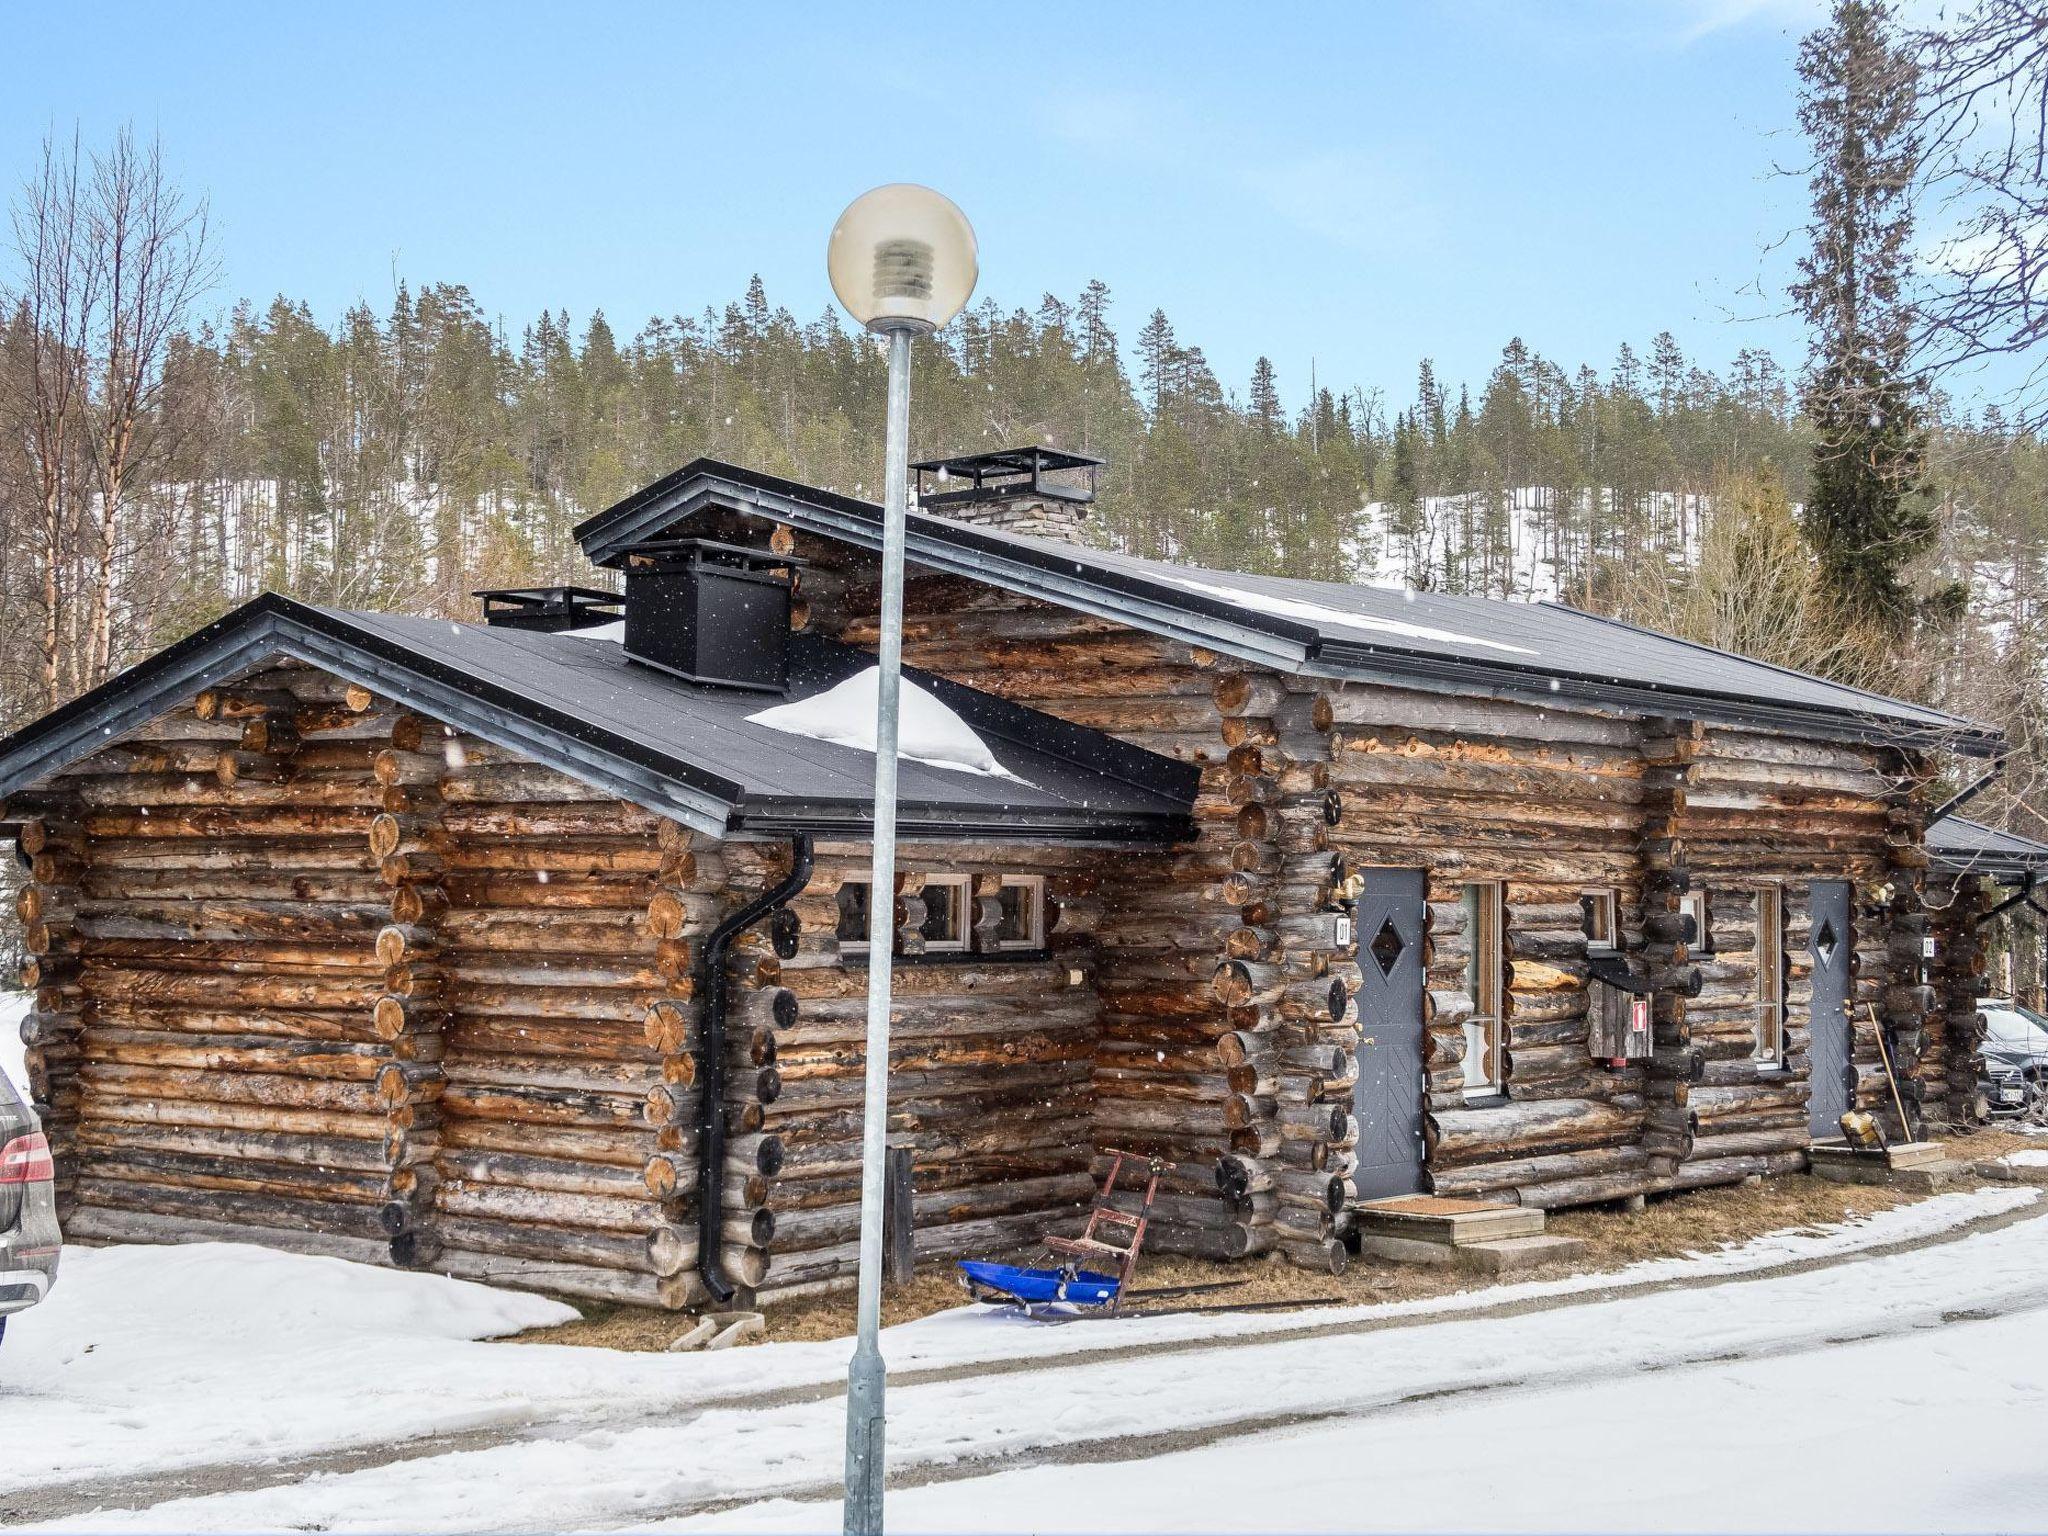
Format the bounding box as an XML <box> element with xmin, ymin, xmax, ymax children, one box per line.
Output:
<box><xmin>567</xmin><ymin>620</ymin><xmax>626</xmax><ymax>642</ymax></box>
<box><xmin>748</xmin><ymin>666</ymin><xmax>1020</xmax><ymax>780</ymax></box>
<box><xmin>1167</xmin><ymin>574</ymin><xmax>1538</xmax><ymax>656</ymax></box>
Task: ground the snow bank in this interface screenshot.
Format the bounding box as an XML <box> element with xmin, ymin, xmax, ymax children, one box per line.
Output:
<box><xmin>568</xmin><ymin>620</ymin><xmax>626</xmax><ymax>642</ymax></box>
<box><xmin>1169</xmin><ymin>574</ymin><xmax>1538</xmax><ymax>655</ymax></box>
<box><xmin>748</xmin><ymin>667</ymin><xmax>1017</xmax><ymax>779</ymax></box>
<box><xmin>0</xmin><ymin>1243</ymin><xmax>579</xmax><ymax>1492</ymax></box>
<box><xmin>0</xmin><ymin>990</ymin><xmax>27</xmax><ymax>1099</ymax></box>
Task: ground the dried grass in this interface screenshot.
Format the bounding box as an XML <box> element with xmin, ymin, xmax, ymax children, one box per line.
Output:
<box><xmin>506</xmin><ymin>1166</ymin><xmax>1979</xmax><ymax>1353</ymax></box>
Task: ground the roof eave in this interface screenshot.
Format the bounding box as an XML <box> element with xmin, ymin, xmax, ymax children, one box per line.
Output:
<box><xmin>730</xmin><ymin>798</ymin><xmax>1195</xmax><ymax>846</ymax></box>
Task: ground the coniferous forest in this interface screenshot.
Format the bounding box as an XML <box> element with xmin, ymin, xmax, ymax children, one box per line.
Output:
<box><xmin>1</xmin><ymin>5</ymin><xmax>2044</xmax><ymax>898</ymax></box>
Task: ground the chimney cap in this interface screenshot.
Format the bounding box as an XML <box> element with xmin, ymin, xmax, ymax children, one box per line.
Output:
<box><xmin>912</xmin><ymin>445</ymin><xmax>1102</xmax><ymax>509</ymax></box>
<box><xmin>474</xmin><ymin>584</ymin><xmax>624</xmax><ymax>632</ymax></box>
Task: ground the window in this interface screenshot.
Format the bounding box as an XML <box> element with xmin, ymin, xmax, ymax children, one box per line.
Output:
<box><xmin>1681</xmin><ymin>890</ymin><xmax>1712</xmax><ymax>955</ymax></box>
<box><xmin>1754</xmin><ymin>885</ymin><xmax>1785</xmax><ymax>1067</ymax></box>
<box><xmin>917</xmin><ymin>875</ymin><xmax>970</xmax><ymax>954</ymax></box>
<box><xmin>1463</xmin><ymin>881</ymin><xmax>1505</xmax><ymax>1096</ymax></box>
<box><xmin>836</xmin><ymin>881</ymin><xmax>873</xmax><ymax>954</ymax></box>
<box><xmin>993</xmin><ymin>875</ymin><xmax>1047</xmax><ymax>951</ymax></box>
<box><xmin>1581</xmin><ymin>889</ymin><xmax>1619</xmax><ymax>951</ymax></box>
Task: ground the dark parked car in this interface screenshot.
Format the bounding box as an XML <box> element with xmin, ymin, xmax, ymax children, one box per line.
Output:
<box><xmin>1978</xmin><ymin>999</ymin><xmax>2048</xmax><ymax>1121</ymax></box>
<box><xmin>0</xmin><ymin>1067</ymin><xmax>60</xmax><ymax>1343</ymax></box>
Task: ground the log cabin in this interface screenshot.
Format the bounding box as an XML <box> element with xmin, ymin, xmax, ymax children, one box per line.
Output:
<box><xmin>0</xmin><ymin>444</ymin><xmax>2020</xmax><ymax>1306</ymax></box>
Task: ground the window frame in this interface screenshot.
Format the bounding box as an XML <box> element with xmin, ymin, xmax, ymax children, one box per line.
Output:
<box><xmin>1681</xmin><ymin>889</ymin><xmax>1712</xmax><ymax>955</ymax></box>
<box><xmin>916</xmin><ymin>873</ymin><xmax>971</xmax><ymax>955</ymax></box>
<box><xmin>992</xmin><ymin>873</ymin><xmax>1048</xmax><ymax>952</ymax></box>
<box><xmin>1753</xmin><ymin>884</ymin><xmax>1786</xmax><ymax>1068</ymax></box>
<box><xmin>1580</xmin><ymin>888</ymin><xmax>1619</xmax><ymax>953</ymax></box>
<box><xmin>836</xmin><ymin>879</ymin><xmax>874</xmax><ymax>957</ymax></box>
<box><xmin>1463</xmin><ymin>881</ymin><xmax>1506</xmax><ymax>1098</ymax></box>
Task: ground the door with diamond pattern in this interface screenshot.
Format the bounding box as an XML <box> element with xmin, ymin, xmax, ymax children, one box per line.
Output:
<box><xmin>1352</xmin><ymin>867</ymin><xmax>1427</xmax><ymax>1200</ymax></box>
<box><xmin>1807</xmin><ymin>880</ymin><xmax>1854</xmax><ymax>1138</ymax></box>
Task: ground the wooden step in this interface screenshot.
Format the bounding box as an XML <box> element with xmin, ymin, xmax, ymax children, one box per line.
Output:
<box><xmin>1884</xmin><ymin>1140</ymin><xmax>1949</xmax><ymax>1171</ymax></box>
<box><xmin>1352</xmin><ymin>1194</ymin><xmax>1544</xmax><ymax>1245</ymax></box>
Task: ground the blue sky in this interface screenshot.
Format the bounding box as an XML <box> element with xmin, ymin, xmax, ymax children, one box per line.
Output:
<box><xmin>5</xmin><ymin>0</ymin><xmax>1832</xmax><ymax>409</ymax></box>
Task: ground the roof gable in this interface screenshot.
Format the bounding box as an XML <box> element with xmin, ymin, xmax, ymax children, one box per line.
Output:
<box><xmin>576</xmin><ymin>459</ymin><xmax>2000</xmax><ymax>756</ymax></box>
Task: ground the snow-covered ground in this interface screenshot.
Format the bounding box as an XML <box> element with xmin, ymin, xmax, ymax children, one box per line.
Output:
<box><xmin>1</xmin><ymin>990</ymin><xmax>28</xmax><ymax>1099</ymax></box>
<box><xmin>4</xmin><ymin>1186</ymin><xmax>2039</xmax><ymax>1532</ymax></box>
<box><xmin>682</xmin><ymin>1300</ymin><xmax>2048</xmax><ymax>1535</ymax></box>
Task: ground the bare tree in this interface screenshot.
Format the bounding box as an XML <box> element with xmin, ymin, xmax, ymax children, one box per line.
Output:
<box><xmin>0</xmin><ymin>127</ymin><xmax>214</xmax><ymax>710</ymax></box>
<box><xmin>1915</xmin><ymin>1</ymin><xmax>2048</xmax><ymax>424</ymax></box>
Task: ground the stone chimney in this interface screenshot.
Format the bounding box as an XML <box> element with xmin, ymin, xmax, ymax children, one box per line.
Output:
<box><xmin>911</xmin><ymin>445</ymin><xmax>1102</xmax><ymax>544</ymax></box>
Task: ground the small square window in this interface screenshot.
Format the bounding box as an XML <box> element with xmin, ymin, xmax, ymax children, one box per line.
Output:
<box><xmin>1581</xmin><ymin>889</ymin><xmax>1618</xmax><ymax>951</ymax></box>
<box><xmin>836</xmin><ymin>881</ymin><xmax>871</xmax><ymax>952</ymax></box>
<box><xmin>918</xmin><ymin>875</ymin><xmax>970</xmax><ymax>953</ymax></box>
<box><xmin>994</xmin><ymin>875</ymin><xmax>1047</xmax><ymax>951</ymax></box>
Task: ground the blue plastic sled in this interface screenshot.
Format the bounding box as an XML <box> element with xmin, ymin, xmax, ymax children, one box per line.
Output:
<box><xmin>957</xmin><ymin>1260</ymin><xmax>1120</xmax><ymax>1308</ymax></box>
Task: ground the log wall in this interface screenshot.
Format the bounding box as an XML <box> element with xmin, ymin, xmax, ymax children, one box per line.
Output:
<box><xmin>1679</xmin><ymin>728</ymin><xmax>1925</xmax><ymax>1162</ymax></box>
<box><xmin>799</xmin><ymin>528</ymin><xmax>1947</xmax><ymax>1221</ymax></box>
<box><xmin>753</xmin><ymin>841</ymin><xmax>1104</xmax><ymax>1301</ymax></box>
<box><xmin>17</xmin><ymin>665</ymin><xmax>404</xmax><ymax>1262</ymax></box>
<box><xmin>1326</xmin><ymin>683</ymin><xmax>1654</xmax><ymax>1208</ymax></box>
<box><xmin>823</xmin><ymin>564</ymin><xmax>1346</xmax><ymax>1268</ymax></box>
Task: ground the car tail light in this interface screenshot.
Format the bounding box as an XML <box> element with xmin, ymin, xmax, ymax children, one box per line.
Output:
<box><xmin>0</xmin><ymin>1132</ymin><xmax>53</xmax><ymax>1184</ymax></box>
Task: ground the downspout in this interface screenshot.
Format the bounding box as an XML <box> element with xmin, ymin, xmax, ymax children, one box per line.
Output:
<box><xmin>696</xmin><ymin>831</ymin><xmax>813</xmax><ymax>1302</ymax></box>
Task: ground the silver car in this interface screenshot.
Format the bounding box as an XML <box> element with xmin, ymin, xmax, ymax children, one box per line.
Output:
<box><xmin>1979</xmin><ymin>1000</ymin><xmax>2048</xmax><ymax>1121</ymax></box>
<box><xmin>0</xmin><ymin>1067</ymin><xmax>60</xmax><ymax>1343</ymax></box>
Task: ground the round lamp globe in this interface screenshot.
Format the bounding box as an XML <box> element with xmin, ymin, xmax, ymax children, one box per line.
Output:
<box><xmin>828</xmin><ymin>184</ymin><xmax>978</xmax><ymax>334</ymax></box>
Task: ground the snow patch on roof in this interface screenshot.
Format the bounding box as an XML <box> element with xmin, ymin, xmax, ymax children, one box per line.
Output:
<box><xmin>748</xmin><ymin>667</ymin><xmax>1019</xmax><ymax>780</ymax></box>
<box><xmin>566</xmin><ymin>620</ymin><xmax>626</xmax><ymax>642</ymax></box>
<box><xmin>1168</xmin><ymin>574</ymin><xmax>1539</xmax><ymax>656</ymax></box>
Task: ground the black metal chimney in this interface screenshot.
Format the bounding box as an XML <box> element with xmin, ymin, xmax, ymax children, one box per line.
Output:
<box><xmin>614</xmin><ymin>537</ymin><xmax>801</xmax><ymax>692</ymax></box>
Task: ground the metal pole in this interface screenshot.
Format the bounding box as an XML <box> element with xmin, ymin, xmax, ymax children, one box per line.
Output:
<box><xmin>844</xmin><ymin>320</ymin><xmax>915</xmax><ymax>1536</ymax></box>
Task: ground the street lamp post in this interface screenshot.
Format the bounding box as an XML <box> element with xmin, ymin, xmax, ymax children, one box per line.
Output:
<box><xmin>826</xmin><ymin>184</ymin><xmax>977</xmax><ymax>1536</ymax></box>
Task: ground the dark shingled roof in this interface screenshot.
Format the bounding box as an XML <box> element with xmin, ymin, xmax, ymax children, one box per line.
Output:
<box><xmin>1928</xmin><ymin>815</ymin><xmax>2048</xmax><ymax>879</ymax></box>
<box><xmin>0</xmin><ymin>595</ymin><xmax>1196</xmax><ymax>844</ymax></box>
<box><xmin>576</xmin><ymin>459</ymin><xmax>2001</xmax><ymax>756</ymax></box>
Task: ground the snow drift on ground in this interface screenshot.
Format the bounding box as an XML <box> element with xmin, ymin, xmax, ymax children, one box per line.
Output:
<box><xmin>0</xmin><ymin>1243</ymin><xmax>575</xmax><ymax>1490</ymax></box>
<box><xmin>30</xmin><ymin>1188</ymin><xmax>2047</xmax><ymax>1533</ymax></box>
<box><xmin>747</xmin><ymin>666</ymin><xmax>1017</xmax><ymax>778</ymax></box>
<box><xmin>1</xmin><ymin>991</ymin><xmax>27</xmax><ymax>1099</ymax></box>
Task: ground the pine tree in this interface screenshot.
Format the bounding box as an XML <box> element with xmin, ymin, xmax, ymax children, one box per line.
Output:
<box><xmin>1792</xmin><ymin>0</ymin><xmax>1944</xmax><ymax>636</ymax></box>
<box><xmin>1249</xmin><ymin>356</ymin><xmax>1281</xmax><ymax>432</ymax></box>
<box><xmin>1136</xmin><ymin>309</ymin><xmax>1176</xmax><ymax>421</ymax></box>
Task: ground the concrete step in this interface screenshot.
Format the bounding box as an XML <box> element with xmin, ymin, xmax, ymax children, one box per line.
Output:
<box><xmin>1889</xmin><ymin>1160</ymin><xmax>1968</xmax><ymax>1195</ymax></box>
<box><xmin>1976</xmin><ymin>1152</ymin><xmax>2048</xmax><ymax>1186</ymax></box>
<box><xmin>1354</xmin><ymin>1195</ymin><xmax>1544</xmax><ymax>1246</ymax></box>
<box><xmin>1454</xmin><ymin>1233</ymin><xmax>1591</xmax><ymax>1276</ymax></box>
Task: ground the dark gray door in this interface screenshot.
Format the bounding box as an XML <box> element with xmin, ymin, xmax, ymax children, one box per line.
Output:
<box><xmin>1807</xmin><ymin>879</ymin><xmax>1854</xmax><ymax>1138</ymax></box>
<box><xmin>1352</xmin><ymin>868</ymin><xmax>1427</xmax><ymax>1201</ymax></box>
